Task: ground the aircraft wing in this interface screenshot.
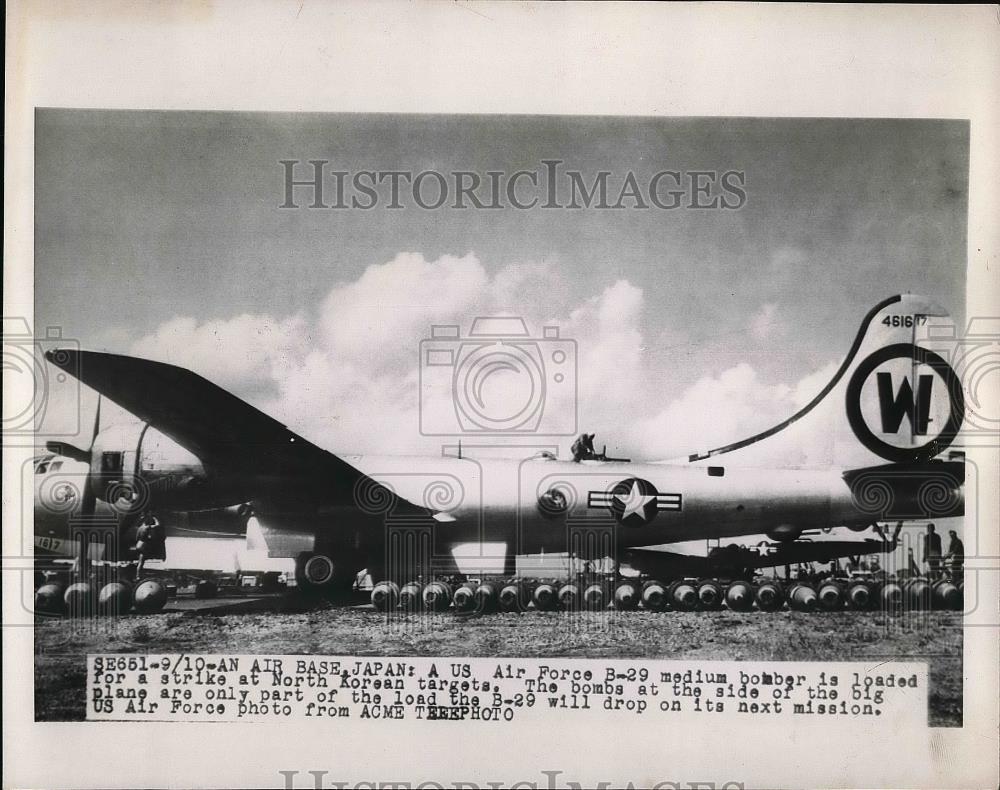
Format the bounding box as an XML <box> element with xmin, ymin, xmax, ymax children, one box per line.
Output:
<box><xmin>44</xmin><ymin>349</ymin><xmax>412</xmax><ymax>508</ymax></box>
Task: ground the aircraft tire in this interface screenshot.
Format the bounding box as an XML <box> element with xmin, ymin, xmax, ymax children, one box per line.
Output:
<box><xmin>294</xmin><ymin>551</ymin><xmax>354</xmax><ymax>597</ymax></box>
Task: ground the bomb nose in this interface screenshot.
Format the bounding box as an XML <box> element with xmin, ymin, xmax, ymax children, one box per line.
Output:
<box><xmin>399</xmin><ymin>582</ymin><xmax>423</xmax><ymax>611</ymax></box>
<box><xmin>818</xmin><ymin>583</ymin><xmax>843</xmax><ymax>611</ymax></box>
<box><xmin>614</xmin><ymin>582</ymin><xmax>639</xmax><ymax>610</ymax></box>
<box><xmin>452</xmin><ymin>584</ymin><xmax>476</xmax><ymax>613</ymax></box>
<box><xmin>933</xmin><ymin>580</ymin><xmax>961</xmax><ymax>610</ymax></box>
<box><xmin>788</xmin><ymin>584</ymin><xmax>818</xmax><ymax>612</ymax></box>
<box><xmin>473</xmin><ymin>582</ymin><xmax>498</xmax><ymax>613</ymax></box>
<box><xmin>642</xmin><ymin>582</ymin><xmax>667</xmax><ymax>612</ymax></box>
<box><xmin>697</xmin><ymin>581</ymin><xmax>723</xmax><ymax>610</ymax></box>
<box><xmin>671</xmin><ymin>582</ymin><xmax>698</xmax><ymax>611</ymax></box>
<box><xmin>532</xmin><ymin>583</ymin><xmax>558</xmax><ymax>611</ymax></box>
<box><xmin>725</xmin><ymin>581</ymin><xmax>753</xmax><ymax>611</ymax></box>
<box><xmin>583</xmin><ymin>584</ymin><xmax>606</xmax><ymax>611</ymax></box>
<box><xmin>848</xmin><ymin>583</ymin><xmax>871</xmax><ymax>610</ymax></box>
<box><xmin>422</xmin><ymin>581</ymin><xmax>452</xmax><ymax>612</ymax></box>
<box><xmin>881</xmin><ymin>582</ymin><xmax>903</xmax><ymax>612</ymax></box>
<box><xmin>499</xmin><ymin>583</ymin><xmax>524</xmax><ymax>613</ymax></box>
<box><xmin>370</xmin><ymin>581</ymin><xmax>399</xmax><ymax>612</ymax></box>
<box><xmin>557</xmin><ymin>583</ymin><xmax>579</xmax><ymax>610</ymax></box>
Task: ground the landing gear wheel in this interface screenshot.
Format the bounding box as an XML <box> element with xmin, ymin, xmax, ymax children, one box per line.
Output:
<box><xmin>298</xmin><ymin>553</ymin><xmax>336</xmax><ymax>587</ymax></box>
<box><xmin>294</xmin><ymin>552</ymin><xmax>355</xmax><ymax>601</ymax></box>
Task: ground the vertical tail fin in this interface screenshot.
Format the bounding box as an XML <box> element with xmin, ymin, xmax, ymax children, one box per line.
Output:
<box><xmin>686</xmin><ymin>295</ymin><xmax>964</xmax><ymax>468</ymax></box>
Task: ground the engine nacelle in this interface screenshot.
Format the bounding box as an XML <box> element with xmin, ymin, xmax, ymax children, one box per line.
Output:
<box><xmin>90</xmin><ymin>421</ymin><xmax>248</xmax><ymax>511</ymax></box>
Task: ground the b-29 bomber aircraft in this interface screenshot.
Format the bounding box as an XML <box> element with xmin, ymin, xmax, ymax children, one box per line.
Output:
<box><xmin>38</xmin><ymin>294</ymin><xmax>966</xmax><ymax>609</ymax></box>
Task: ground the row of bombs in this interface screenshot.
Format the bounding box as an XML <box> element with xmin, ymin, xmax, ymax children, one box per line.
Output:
<box><xmin>34</xmin><ymin>577</ymin><xmax>175</xmax><ymax>617</ymax></box>
<box><xmin>370</xmin><ymin>576</ymin><xmax>964</xmax><ymax>614</ymax></box>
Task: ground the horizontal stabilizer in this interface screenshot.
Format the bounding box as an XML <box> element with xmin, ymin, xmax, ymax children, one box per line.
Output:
<box><xmin>626</xmin><ymin>537</ymin><xmax>893</xmax><ymax>577</ymax></box>
<box><xmin>841</xmin><ymin>460</ymin><xmax>964</xmax><ymax>520</ymax></box>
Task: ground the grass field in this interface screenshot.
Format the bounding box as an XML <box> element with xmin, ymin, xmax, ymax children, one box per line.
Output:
<box><xmin>35</xmin><ymin>605</ymin><xmax>963</xmax><ymax>725</ymax></box>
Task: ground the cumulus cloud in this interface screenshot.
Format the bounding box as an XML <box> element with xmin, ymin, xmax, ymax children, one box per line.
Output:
<box><xmin>129</xmin><ymin>313</ymin><xmax>310</xmax><ymax>400</ymax></box>
<box><xmin>317</xmin><ymin>252</ymin><xmax>488</xmax><ymax>373</ymax></box>
<box><xmin>119</xmin><ymin>252</ymin><xmax>842</xmax><ymax>463</ymax></box>
<box><xmin>632</xmin><ymin>363</ymin><xmax>790</xmax><ymax>459</ymax></box>
<box><xmin>790</xmin><ymin>360</ymin><xmax>840</xmax><ymax>409</ymax></box>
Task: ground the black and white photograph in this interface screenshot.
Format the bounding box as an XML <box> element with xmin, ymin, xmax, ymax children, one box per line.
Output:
<box><xmin>4</xmin><ymin>4</ymin><xmax>999</xmax><ymax>790</ymax></box>
<box><xmin>28</xmin><ymin>110</ymin><xmax>973</xmax><ymax>724</ymax></box>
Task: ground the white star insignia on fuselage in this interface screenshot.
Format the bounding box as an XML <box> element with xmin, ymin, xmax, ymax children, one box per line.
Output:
<box><xmin>615</xmin><ymin>481</ymin><xmax>655</xmax><ymax>520</ymax></box>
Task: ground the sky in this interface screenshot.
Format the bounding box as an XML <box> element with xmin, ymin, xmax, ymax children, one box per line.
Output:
<box><xmin>33</xmin><ymin>111</ymin><xmax>969</xmax><ymax>461</ymax></box>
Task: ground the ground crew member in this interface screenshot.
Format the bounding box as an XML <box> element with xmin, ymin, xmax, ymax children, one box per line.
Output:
<box><xmin>135</xmin><ymin>511</ymin><xmax>166</xmax><ymax>571</ymax></box>
<box><xmin>946</xmin><ymin>529</ymin><xmax>965</xmax><ymax>581</ymax></box>
<box><xmin>923</xmin><ymin>523</ymin><xmax>942</xmax><ymax>578</ymax></box>
<box><xmin>570</xmin><ymin>432</ymin><xmax>596</xmax><ymax>462</ymax></box>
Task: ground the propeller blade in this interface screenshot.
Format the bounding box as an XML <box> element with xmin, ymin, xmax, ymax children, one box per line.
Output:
<box><xmin>90</xmin><ymin>394</ymin><xmax>102</xmax><ymax>449</ymax></box>
<box><xmin>81</xmin><ymin>394</ymin><xmax>102</xmax><ymax>516</ymax></box>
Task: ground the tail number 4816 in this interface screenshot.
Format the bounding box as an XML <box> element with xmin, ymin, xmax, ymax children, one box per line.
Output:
<box><xmin>882</xmin><ymin>315</ymin><xmax>927</xmax><ymax>328</ymax></box>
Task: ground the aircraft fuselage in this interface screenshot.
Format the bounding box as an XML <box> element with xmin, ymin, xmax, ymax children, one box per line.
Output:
<box><xmin>273</xmin><ymin>454</ymin><xmax>875</xmax><ymax>558</ymax></box>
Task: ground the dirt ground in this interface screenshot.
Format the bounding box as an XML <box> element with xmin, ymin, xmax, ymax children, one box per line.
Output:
<box><xmin>35</xmin><ymin>605</ymin><xmax>963</xmax><ymax>725</ymax></box>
